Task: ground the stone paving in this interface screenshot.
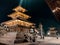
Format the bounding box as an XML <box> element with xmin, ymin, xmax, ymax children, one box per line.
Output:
<box><xmin>15</xmin><ymin>37</ymin><xmax>60</xmax><ymax>45</ymax></box>
<box><xmin>0</xmin><ymin>33</ymin><xmax>60</xmax><ymax>45</ymax></box>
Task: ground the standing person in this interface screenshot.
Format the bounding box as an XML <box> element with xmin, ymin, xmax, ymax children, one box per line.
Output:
<box><xmin>39</xmin><ymin>23</ymin><xmax>44</xmax><ymax>39</ymax></box>
<box><xmin>32</xmin><ymin>28</ymin><xmax>37</xmax><ymax>42</ymax></box>
<box><xmin>29</xmin><ymin>27</ymin><xmax>36</xmax><ymax>42</ymax></box>
<box><xmin>56</xmin><ymin>31</ymin><xmax>59</xmax><ymax>39</ymax></box>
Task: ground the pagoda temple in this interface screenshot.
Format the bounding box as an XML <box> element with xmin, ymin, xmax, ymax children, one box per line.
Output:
<box><xmin>47</xmin><ymin>26</ymin><xmax>57</xmax><ymax>36</ymax></box>
<box><xmin>1</xmin><ymin>6</ymin><xmax>35</xmax><ymax>32</ymax></box>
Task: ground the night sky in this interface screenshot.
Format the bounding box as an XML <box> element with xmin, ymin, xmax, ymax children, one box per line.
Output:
<box><xmin>0</xmin><ymin>0</ymin><xmax>60</xmax><ymax>32</ymax></box>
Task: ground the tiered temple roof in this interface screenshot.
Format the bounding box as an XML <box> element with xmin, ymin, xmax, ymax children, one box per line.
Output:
<box><xmin>8</xmin><ymin>12</ymin><xmax>31</xmax><ymax>20</ymax></box>
<box><xmin>8</xmin><ymin>6</ymin><xmax>31</xmax><ymax>20</ymax></box>
<box><xmin>13</xmin><ymin>6</ymin><xmax>27</xmax><ymax>12</ymax></box>
<box><xmin>3</xmin><ymin>6</ymin><xmax>35</xmax><ymax>28</ymax></box>
<box><xmin>2</xmin><ymin>20</ymin><xmax>34</xmax><ymax>27</ymax></box>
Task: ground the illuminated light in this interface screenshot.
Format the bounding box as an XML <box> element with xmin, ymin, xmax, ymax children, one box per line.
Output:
<box><xmin>52</xmin><ymin>7</ymin><xmax>60</xmax><ymax>12</ymax></box>
<box><xmin>2</xmin><ymin>20</ymin><xmax>34</xmax><ymax>27</ymax></box>
<box><xmin>8</xmin><ymin>12</ymin><xmax>31</xmax><ymax>19</ymax></box>
<box><xmin>13</xmin><ymin>6</ymin><xmax>27</xmax><ymax>12</ymax></box>
<box><xmin>50</xmin><ymin>27</ymin><xmax>55</xmax><ymax>30</ymax></box>
<box><xmin>52</xmin><ymin>10</ymin><xmax>56</xmax><ymax>12</ymax></box>
<box><xmin>47</xmin><ymin>32</ymin><xmax>50</xmax><ymax>35</ymax></box>
<box><xmin>7</xmin><ymin>5</ymin><xmax>35</xmax><ymax>27</ymax></box>
<box><xmin>35</xmin><ymin>29</ymin><xmax>39</xmax><ymax>33</ymax></box>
